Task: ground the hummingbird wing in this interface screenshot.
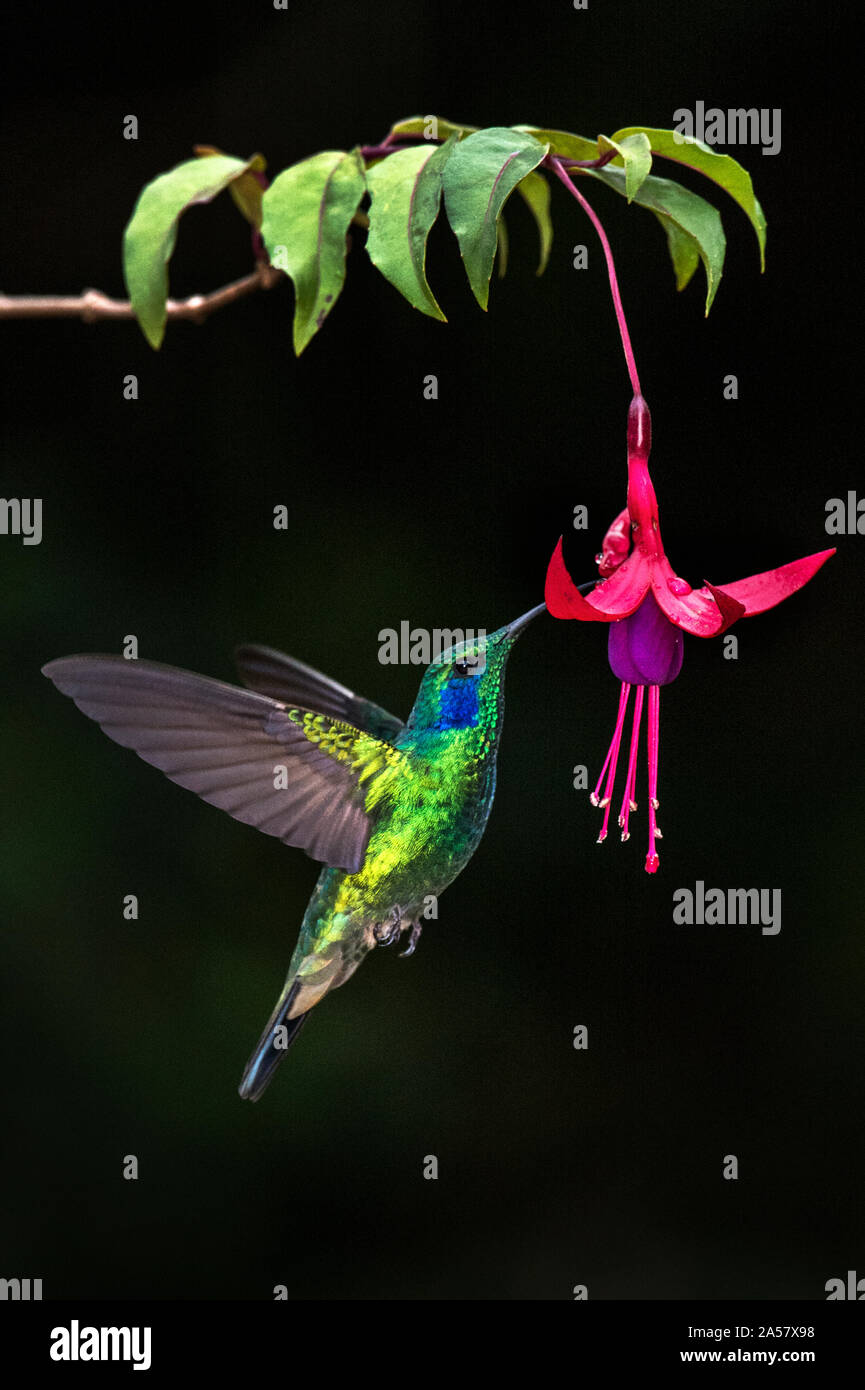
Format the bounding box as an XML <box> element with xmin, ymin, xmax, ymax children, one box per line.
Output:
<box><xmin>234</xmin><ymin>644</ymin><xmax>404</xmax><ymax>742</ymax></box>
<box><xmin>42</xmin><ymin>654</ymin><xmax>408</xmax><ymax>873</ymax></box>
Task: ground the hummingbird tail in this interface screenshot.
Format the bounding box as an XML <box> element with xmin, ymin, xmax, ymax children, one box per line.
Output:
<box><xmin>238</xmin><ymin>980</ymin><xmax>310</xmax><ymax>1103</ymax></box>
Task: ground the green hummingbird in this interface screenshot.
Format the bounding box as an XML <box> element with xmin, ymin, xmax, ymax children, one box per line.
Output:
<box><xmin>42</xmin><ymin>601</ymin><xmax>545</xmax><ymax>1100</ymax></box>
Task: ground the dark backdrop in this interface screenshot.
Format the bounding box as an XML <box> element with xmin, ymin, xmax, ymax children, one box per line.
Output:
<box><xmin>1</xmin><ymin>0</ymin><xmax>860</xmax><ymax>1300</ymax></box>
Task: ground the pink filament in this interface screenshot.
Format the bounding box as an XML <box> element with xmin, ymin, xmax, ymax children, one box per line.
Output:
<box><xmin>618</xmin><ymin>683</ymin><xmax>644</xmax><ymax>841</ymax></box>
<box><xmin>595</xmin><ymin>682</ymin><xmax>631</xmax><ymax>842</ymax></box>
<box><xmin>646</xmin><ymin>684</ymin><xmax>661</xmax><ymax>873</ymax></box>
<box><xmin>591</xmin><ymin>681</ymin><xmax>630</xmax><ymax>806</ymax></box>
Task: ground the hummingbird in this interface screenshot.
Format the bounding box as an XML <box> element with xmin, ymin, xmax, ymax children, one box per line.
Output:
<box><xmin>42</xmin><ymin>601</ymin><xmax>545</xmax><ymax>1100</ymax></box>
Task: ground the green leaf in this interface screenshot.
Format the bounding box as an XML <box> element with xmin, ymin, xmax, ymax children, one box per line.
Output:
<box><xmin>195</xmin><ymin>145</ymin><xmax>267</xmax><ymax>228</ymax></box>
<box><xmin>515</xmin><ymin>170</ymin><xmax>553</xmax><ymax>274</ymax></box>
<box><xmin>652</xmin><ymin>212</ymin><xmax>700</xmax><ymax>291</ymax></box>
<box><xmin>365</xmin><ymin>134</ymin><xmax>458</xmax><ymax>321</ymax></box>
<box><xmin>261</xmin><ymin>148</ymin><xmax>367</xmax><ymax>354</ymax></box>
<box><xmin>123</xmin><ymin>152</ymin><xmax>257</xmax><ymax>349</ymax></box>
<box><xmin>611</xmin><ymin>125</ymin><xmax>766</xmax><ymax>270</ymax></box>
<box><xmin>496</xmin><ymin>215</ymin><xmax>509</xmax><ymax>279</ymax></box>
<box><xmin>597</xmin><ymin>132</ymin><xmax>652</xmax><ymax>202</ymax></box>
<box><xmin>442</xmin><ymin>127</ymin><xmax>549</xmax><ymax>309</ymax></box>
<box><xmin>388</xmin><ymin>115</ymin><xmax>477</xmax><ymax>142</ymax></box>
<box><xmin>513</xmin><ymin>125</ymin><xmax>597</xmax><ymax>162</ymax></box>
<box><xmin>590</xmin><ymin>165</ymin><xmax>726</xmax><ymax>313</ymax></box>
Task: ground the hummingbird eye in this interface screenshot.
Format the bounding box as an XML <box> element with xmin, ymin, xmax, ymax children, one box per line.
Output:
<box><xmin>453</xmin><ymin>656</ymin><xmax>478</xmax><ymax>678</ymax></box>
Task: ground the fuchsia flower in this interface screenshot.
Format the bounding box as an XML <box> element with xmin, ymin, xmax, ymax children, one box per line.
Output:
<box><xmin>546</xmin><ymin>395</ymin><xmax>834</xmax><ymax>873</ymax></box>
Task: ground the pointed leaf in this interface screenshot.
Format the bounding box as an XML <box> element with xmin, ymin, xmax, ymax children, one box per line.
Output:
<box><xmin>652</xmin><ymin>211</ymin><xmax>700</xmax><ymax>291</ymax></box>
<box><xmin>515</xmin><ymin>170</ymin><xmax>553</xmax><ymax>274</ymax></box>
<box><xmin>589</xmin><ymin>166</ymin><xmax>726</xmax><ymax>313</ymax></box>
<box><xmin>365</xmin><ymin>134</ymin><xmax>458</xmax><ymax>321</ymax></box>
<box><xmin>597</xmin><ymin>132</ymin><xmax>652</xmax><ymax>202</ymax></box>
<box><xmin>612</xmin><ymin>125</ymin><xmax>766</xmax><ymax>270</ymax></box>
<box><xmin>195</xmin><ymin>145</ymin><xmax>267</xmax><ymax>228</ymax></box>
<box><xmin>388</xmin><ymin>115</ymin><xmax>477</xmax><ymax>142</ymax></box>
<box><xmin>261</xmin><ymin>149</ymin><xmax>366</xmax><ymax>354</ymax></box>
<box><xmin>442</xmin><ymin>127</ymin><xmax>549</xmax><ymax>309</ymax></box>
<box><xmin>513</xmin><ymin>126</ymin><xmax>597</xmax><ymax>162</ymax></box>
<box><xmin>123</xmin><ymin>153</ymin><xmax>257</xmax><ymax>349</ymax></box>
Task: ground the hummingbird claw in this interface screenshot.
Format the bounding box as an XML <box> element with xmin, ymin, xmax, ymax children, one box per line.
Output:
<box><xmin>399</xmin><ymin>923</ymin><xmax>422</xmax><ymax>959</ymax></box>
<box><xmin>373</xmin><ymin>907</ymin><xmax>404</xmax><ymax>948</ymax></box>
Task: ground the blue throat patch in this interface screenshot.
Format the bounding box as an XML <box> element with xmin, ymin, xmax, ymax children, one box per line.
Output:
<box><xmin>435</xmin><ymin>679</ymin><xmax>480</xmax><ymax>730</ymax></box>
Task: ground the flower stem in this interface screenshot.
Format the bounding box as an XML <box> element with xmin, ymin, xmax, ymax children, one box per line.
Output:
<box><xmin>549</xmin><ymin>157</ymin><xmax>642</xmax><ymax>398</ymax></box>
<box><xmin>360</xmin><ymin>140</ymin><xmax>423</xmax><ymax>160</ymax></box>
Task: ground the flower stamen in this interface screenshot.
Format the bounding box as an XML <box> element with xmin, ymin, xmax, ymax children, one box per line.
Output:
<box><xmin>591</xmin><ymin>680</ymin><xmax>629</xmax><ymax>808</ymax></box>
<box><xmin>646</xmin><ymin>684</ymin><xmax>661</xmax><ymax>873</ymax></box>
<box><xmin>595</xmin><ymin>682</ymin><xmax>631</xmax><ymax>841</ymax></box>
<box><xmin>618</xmin><ymin>683</ymin><xmax>644</xmax><ymax>841</ymax></box>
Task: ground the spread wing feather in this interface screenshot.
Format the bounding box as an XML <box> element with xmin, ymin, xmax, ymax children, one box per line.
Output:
<box><xmin>42</xmin><ymin>654</ymin><xmax>407</xmax><ymax>873</ymax></box>
<box><xmin>234</xmin><ymin>643</ymin><xmax>405</xmax><ymax>743</ymax></box>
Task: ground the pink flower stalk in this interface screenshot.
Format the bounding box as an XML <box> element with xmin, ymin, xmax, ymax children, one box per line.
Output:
<box><xmin>546</xmin><ymin>395</ymin><xmax>835</xmax><ymax>873</ymax></box>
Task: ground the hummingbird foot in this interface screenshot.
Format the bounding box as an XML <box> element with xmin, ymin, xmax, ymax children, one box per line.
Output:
<box><xmin>373</xmin><ymin>907</ymin><xmax>404</xmax><ymax>948</ymax></box>
<box><xmin>398</xmin><ymin>923</ymin><xmax>422</xmax><ymax>959</ymax></box>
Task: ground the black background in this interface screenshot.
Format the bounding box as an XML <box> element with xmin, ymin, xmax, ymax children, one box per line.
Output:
<box><xmin>1</xmin><ymin>0</ymin><xmax>861</xmax><ymax>1301</ymax></box>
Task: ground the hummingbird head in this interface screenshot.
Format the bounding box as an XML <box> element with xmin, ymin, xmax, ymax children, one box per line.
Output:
<box><xmin>406</xmin><ymin>602</ymin><xmax>547</xmax><ymax>735</ymax></box>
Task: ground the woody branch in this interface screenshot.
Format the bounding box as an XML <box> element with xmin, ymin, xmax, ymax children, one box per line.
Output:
<box><xmin>0</xmin><ymin>261</ymin><xmax>282</xmax><ymax>322</ymax></box>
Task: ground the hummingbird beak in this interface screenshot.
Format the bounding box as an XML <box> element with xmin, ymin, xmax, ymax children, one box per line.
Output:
<box><xmin>503</xmin><ymin>601</ymin><xmax>547</xmax><ymax>642</ymax></box>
